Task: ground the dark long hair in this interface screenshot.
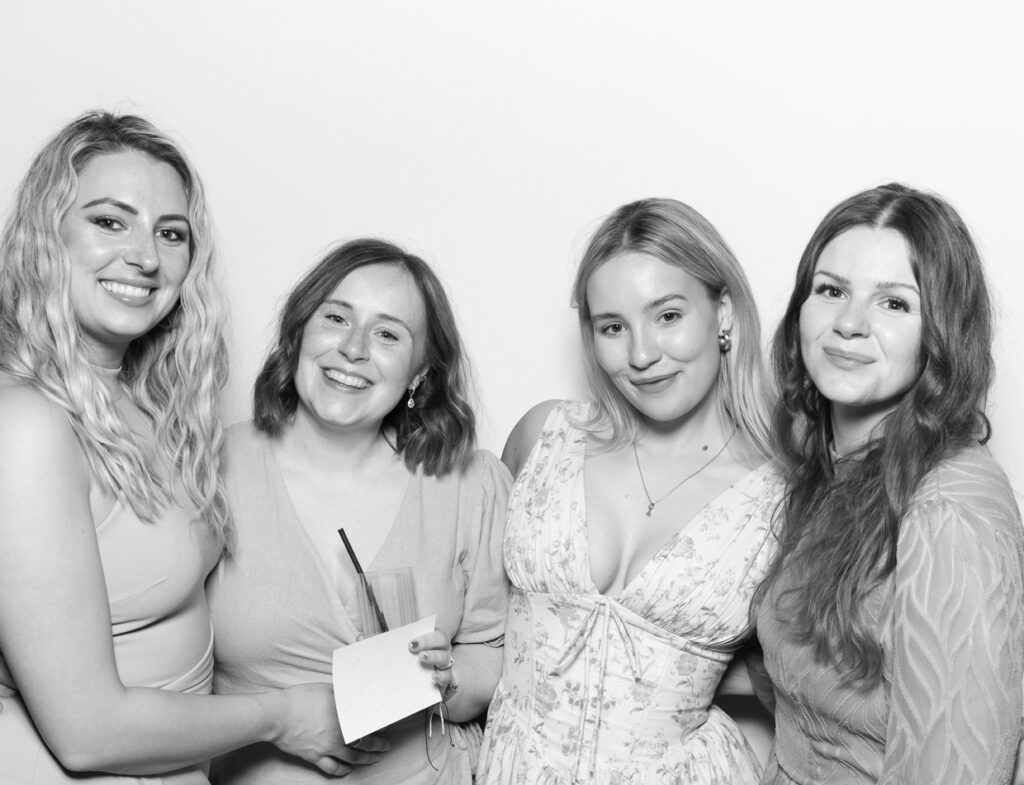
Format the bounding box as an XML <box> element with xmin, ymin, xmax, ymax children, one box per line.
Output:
<box><xmin>253</xmin><ymin>238</ymin><xmax>475</xmax><ymax>476</ymax></box>
<box><xmin>755</xmin><ymin>183</ymin><xmax>993</xmax><ymax>684</ymax></box>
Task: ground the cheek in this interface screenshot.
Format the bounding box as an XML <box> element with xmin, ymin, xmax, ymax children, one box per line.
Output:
<box><xmin>892</xmin><ymin>326</ymin><xmax>924</xmax><ymax>377</ymax></box>
<box><xmin>591</xmin><ymin>338</ymin><xmax>621</xmax><ymax>376</ymax></box>
<box><xmin>167</xmin><ymin>256</ymin><xmax>191</xmax><ymax>288</ymax></box>
<box><xmin>797</xmin><ymin>302</ymin><xmax>818</xmax><ymax>347</ymax></box>
<box><xmin>664</xmin><ymin>329</ymin><xmax>706</xmax><ymax>361</ymax></box>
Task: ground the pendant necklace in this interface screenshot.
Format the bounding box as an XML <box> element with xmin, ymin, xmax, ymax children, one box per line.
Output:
<box><xmin>633</xmin><ymin>428</ymin><xmax>737</xmax><ymax>517</ymax></box>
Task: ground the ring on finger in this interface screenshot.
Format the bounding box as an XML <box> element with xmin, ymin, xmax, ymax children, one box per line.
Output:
<box><xmin>435</xmin><ymin>654</ymin><xmax>455</xmax><ymax>671</ymax></box>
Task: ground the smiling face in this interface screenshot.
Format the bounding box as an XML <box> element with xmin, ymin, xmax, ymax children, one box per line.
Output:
<box><xmin>60</xmin><ymin>150</ymin><xmax>191</xmax><ymax>367</ymax></box>
<box><xmin>799</xmin><ymin>225</ymin><xmax>923</xmax><ymax>446</ymax></box>
<box><xmin>293</xmin><ymin>263</ymin><xmax>428</xmax><ymax>436</ymax></box>
<box><xmin>586</xmin><ymin>251</ymin><xmax>731</xmax><ymax>428</ymax></box>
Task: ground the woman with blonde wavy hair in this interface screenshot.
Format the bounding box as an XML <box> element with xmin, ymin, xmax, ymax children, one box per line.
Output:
<box><xmin>0</xmin><ymin>112</ymin><xmax>384</xmax><ymax>783</ymax></box>
<box><xmin>479</xmin><ymin>198</ymin><xmax>785</xmax><ymax>784</ymax></box>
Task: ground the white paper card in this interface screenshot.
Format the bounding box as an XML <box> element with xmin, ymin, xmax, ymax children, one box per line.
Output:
<box><xmin>331</xmin><ymin>615</ymin><xmax>438</xmax><ymax>742</ymax></box>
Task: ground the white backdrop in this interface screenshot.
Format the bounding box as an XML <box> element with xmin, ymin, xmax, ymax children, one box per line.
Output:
<box><xmin>1</xmin><ymin>1</ymin><xmax>1021</xmax><ymax>497</ymax></box>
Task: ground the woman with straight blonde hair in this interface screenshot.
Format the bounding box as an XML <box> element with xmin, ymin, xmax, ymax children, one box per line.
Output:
<box><xmin>0</xmin><ymin>111</ymin><xmax>383</xmax><ymax>783</ymax></box>
<box><xmin>479</xmin><ymin>198</ymin><xmax>785</xmax><ymax>784</ymax></box>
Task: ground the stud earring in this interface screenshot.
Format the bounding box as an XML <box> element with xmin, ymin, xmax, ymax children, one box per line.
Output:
<box><xmin>718</xmin><ymin>328</ymin><xmax>732</xmax><ymax>354</ymax></box>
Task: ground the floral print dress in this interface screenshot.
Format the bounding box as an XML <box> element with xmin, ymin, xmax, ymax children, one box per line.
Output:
<box><xmin>478</xmin><ymin>401</ymin><xmax>784</xmax><ymax>785</ymax></box>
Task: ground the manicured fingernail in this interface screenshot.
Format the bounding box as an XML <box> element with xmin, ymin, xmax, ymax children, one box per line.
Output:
<box><xmin>420</xmin><ymin>652</ymin><xmax>429</xmax><ymax>662</ymax></box>
<box><xmin>409</xmin><ymin>641</ymin><xmax>419</xmax><ymax>652</ymax></box>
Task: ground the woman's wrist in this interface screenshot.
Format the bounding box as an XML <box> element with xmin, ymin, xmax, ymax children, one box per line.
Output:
<box><xmin>248</xmin><ymin>690</ymin><xmax>285</xmax><ymax>745</ymax></box>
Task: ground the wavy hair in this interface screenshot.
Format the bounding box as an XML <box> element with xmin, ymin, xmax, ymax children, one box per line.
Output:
<box><xmin>571</xmin><ymin>197</ymin><xmax>771</xmax><ymax>455</ymax></box>
<box><xmin>254</xmin><ymin>238</ymin><xmax>475</xmax><ymax>476</ymax></box>
<box><xmin>0</xmin><ymin>111</ymin><xmax>231</xmax><ymax>545</ymax></box>
<box><xmin>754</xmin><ymin>183</ymin><xmax>993</xmax><ymax>684</ymax></box>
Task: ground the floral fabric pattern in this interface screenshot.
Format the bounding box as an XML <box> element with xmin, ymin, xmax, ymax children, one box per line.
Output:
<box><xmin>478</xmin><ymin>401</ymin><xmax>785</xmax><ymax>785</ymax></box>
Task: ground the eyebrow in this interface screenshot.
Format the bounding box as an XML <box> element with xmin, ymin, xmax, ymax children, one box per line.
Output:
<box><xmin>81</xmin><ymin>198</ymin><xmax>189</xmax><ymax>224</ymax></box>
<box><xmin>813</xmin><ymin>269</ymin><xmax>920</xmax><ymax>295</ymax></box>
<box><xmin>321</xmin><ymin>299</ymin><xmax>413</xmax><ymax>332</ymax></box>
<box><xmin>590</xmin><ymin>293</ymin><xmax>688</xmax><ymax>322</ymax></box>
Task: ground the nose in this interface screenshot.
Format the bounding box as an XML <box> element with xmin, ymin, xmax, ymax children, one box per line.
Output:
<box><xmin>833</xmin><ymin>298</ymin><xmax>870</xmax><ymax>339</ymax></box>
<box><xmin>628</xmin><ymin>326</ymin><xmax>661</xmax><ymax>370</ymax></box>
<box><xmin>339</xmin><ymin>327</ymin><xmax>370</xmax><ymax>362</ymax></box>
<box><xmin>123</xmin><ymin>232</ymin><xmax>159</xmax><ymax>274</ymax></box>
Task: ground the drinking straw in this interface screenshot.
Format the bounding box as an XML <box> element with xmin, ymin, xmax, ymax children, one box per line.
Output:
<box><xmin>337</xmin><ymin>528</ymin><xmax>390</xmax><ymax>633</ymax></box>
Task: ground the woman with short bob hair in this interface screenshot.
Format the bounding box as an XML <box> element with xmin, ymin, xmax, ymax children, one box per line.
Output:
<box><xmin>251</xmin><ymin>238</ymin><xmax>475</xmax><ymax>475</ymax></box>
<box><xmin>209</xmin><ymin>238</ymin><xmax>510</xmax><ymax>784</ymax></box>
<box><xmin>479</xmin><ymin>198</ymin><xmax>785</xmax><ymax>783</ymax></box>
<box><xmin>754</xmin><ymin>183</ymin><xmax>1024</xmax><ymax>784</ymax></box>
<box><xmin>0</xmin><ymin>112</ymin><xmax>381</xmax><ymax>782</ymax></box>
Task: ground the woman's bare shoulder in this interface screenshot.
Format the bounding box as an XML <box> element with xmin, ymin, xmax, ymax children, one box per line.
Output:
<box><xmin>501</xmin><ymin>399</ymin><xmax>563</xmax><ymax>478</ymax></box>
<box><xmin>0</xmin><ymin>379</ymin><xmax>86</xmax><ymax>476</ymax></box>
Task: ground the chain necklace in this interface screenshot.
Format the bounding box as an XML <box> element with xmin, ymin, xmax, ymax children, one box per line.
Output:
<box><xmin>632</xmin><ymin>428</ymin><xmax>737</xmax><ymax>517</ymax></box>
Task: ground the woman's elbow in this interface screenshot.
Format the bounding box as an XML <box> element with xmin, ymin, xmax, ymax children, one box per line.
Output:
<box><xmin>41</xmin><ymin>720</ymin><xmax>139</xmax><ymax>774</ymax></box>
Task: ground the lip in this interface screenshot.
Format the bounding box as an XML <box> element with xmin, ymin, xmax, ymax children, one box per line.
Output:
<box><xmin>629</xmin><ymin>372</ymin><xmax>677</xmax><ymax>393</ymax></box>
<box><xmin>822</xmin><ymin>346</ymin><xmax>874</xmax><ymax>369</ymax></box>
<box><xmin>322</xmin><ymin>368</ymin><xmax>372</xmax><ymax>390</ymax></box>
<box><xmin>100</xmin><ymin>279</ymin><xmax>156</xmax><ymax>304</ymax></box>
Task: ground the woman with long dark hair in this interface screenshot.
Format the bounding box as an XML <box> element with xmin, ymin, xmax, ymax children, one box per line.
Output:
<box><xmin>755</xmin><ymin>183</ymin><xmax>1023</xmax><ymax>784</ymax></box>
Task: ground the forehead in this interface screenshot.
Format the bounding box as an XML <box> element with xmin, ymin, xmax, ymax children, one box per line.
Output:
<box><xmin>815</xmin><ymin>226</ymin><xmax>916</xmax><ymax>284</ymax></box>
<box><xmin>73</xmin><ymin>150</ymin><xmax>187</xmax><ymax>207</ymax></box>
<box><xmin>324</xmin><ymin>263</ymin><xmax>427</xmax><ymax>326</ymax></box>
<box><xmin>587</xmin><ymin>251</ymin><xmax>711</xmax><ymax>308</ymax></box>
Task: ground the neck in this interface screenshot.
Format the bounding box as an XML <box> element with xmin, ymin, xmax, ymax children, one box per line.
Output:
<box><xmin>92</xmin><ymin>363</ymin><xmax>123</xmax><ymax>397</ymax></box>
<box><xmin>830</xmin><ymin>402</ymin><xmax>895</xmax><ymax>457</ymax></box>
<box><xmin>280</xmin><ymin>405</ymin><xmax>393</xmax><ymax>473</ymax></box>
<box><xmin>637</xmin><ymin>398</ymin><xmax>729</xmax><ymax>457</ymax></box>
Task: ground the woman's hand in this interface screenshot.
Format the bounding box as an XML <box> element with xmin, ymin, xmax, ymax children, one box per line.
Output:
<box><xmin>409</xmin><ymin>629</ymin><xmax>458</xmax><ymax>700</ymax></box>
<box><xmin>262</xmin><ymin>683</ymin><xmax>389</xmax><ymax>776</ymax></box>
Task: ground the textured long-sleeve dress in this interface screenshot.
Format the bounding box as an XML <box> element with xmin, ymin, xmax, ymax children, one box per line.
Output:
<box><xmin>207</xmin><ymin>422</ymin><xmax>511</xmax><ymax>784</ymax></box>
<box><xmin>478</xmin><ymin>401</ymin><xmax>786</xmax><ymax>785</ymax></box>
<box><xmin>757</xmin><ymin>446</ymin><xmax>1024</xmax><ymax>785</ymax></box>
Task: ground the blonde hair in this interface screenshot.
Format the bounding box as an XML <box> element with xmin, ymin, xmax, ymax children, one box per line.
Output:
<box><xmin>0</xmin><ymin>111</ymin><xmax>231</xmax><ymax>546</ymax></box>
<box><xmin>572</xmin><ymin>198</ymin><xmax>772</xmax><ymax>455</ymax></box>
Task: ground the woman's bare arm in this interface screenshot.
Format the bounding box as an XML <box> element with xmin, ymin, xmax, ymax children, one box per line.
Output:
<box><xmin>0</xmin><ymin>386</ymin><xmax>379</xmax><ymax>775</ymax></box>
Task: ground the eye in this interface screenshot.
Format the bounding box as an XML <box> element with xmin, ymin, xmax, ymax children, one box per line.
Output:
<box><xmin>91</xmin><ymin>216</ymin><xmax>125</xmax><ymax>232</ymax></box>
<box><xmin>882</xmin><ymin>296</ymin><xmax>911</xmax><ymax>313</ymax></box>
<box><xmin>812</xmin><ymin>282</ymin><xmax>844</xmax><ymax>299</ymax></box>
<box><xmin>658</xmin><ymin>310</ymin><xmax>682</xmax><ymax>325</ymax></box>
<box><xmin>376</xmin><ymin>329</ymin><xmax>400</xmax><ymax>342</ymax></box>
<box><xmin>157</xmin><ymin>226</ymin><xmax>189</xmax><ymax>245</ymax></box>
<box><xmin>324</xmin><ymin>312</ymin><xmax>347</xmax><ymax>325</ymax></box>
<box><xmin>597</xmin><ymin>321</ymin><xmax>625</xmax><ymax>337</ymax></box>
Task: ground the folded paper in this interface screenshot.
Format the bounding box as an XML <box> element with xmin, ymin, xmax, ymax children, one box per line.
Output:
<box><xmin>332</xmin><ymin>615</ymin><xmax>438</xmax><ymax>741</ymax></box>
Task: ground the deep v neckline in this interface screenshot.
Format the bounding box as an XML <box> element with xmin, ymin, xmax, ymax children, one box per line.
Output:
<box><xmin>578</xmin><ymin>439</ymin><xmax>770</xmax><ymax>600</ymax></box>
<box><xmin>263</xmin><ymin>437</ymin><xmax>416</xmax><ymax>609</ymax></box>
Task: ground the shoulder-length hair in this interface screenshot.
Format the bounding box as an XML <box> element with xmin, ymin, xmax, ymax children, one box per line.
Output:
<box><xmin>571</xmin><ymin>197</ymin><xmax>771</xmax><ymax>455</ymax></box>
<box><xmin>755</xmin><ymin>182</ymin><xmax>992</xmax><ymax>684</ymax></box>
<box><xmin>0</xmin><ymin>111</ymin><xmax>230</xmax><ymax>545</ymax></box>
<box><xmin>253</xmin><ymin>238</ymin><xmax>475</xmax><ymax>476</ymax></box>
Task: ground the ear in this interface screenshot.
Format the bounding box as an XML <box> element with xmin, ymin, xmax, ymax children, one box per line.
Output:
<box><xmin>409</xmin><ymin>368</ymin><xmax>429</xmax><ymax>392</ymax></box>
<box><xmin>717</xmin><ymin>290</ymin><xmax>734</xmax><ymax>333</ymax></box>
